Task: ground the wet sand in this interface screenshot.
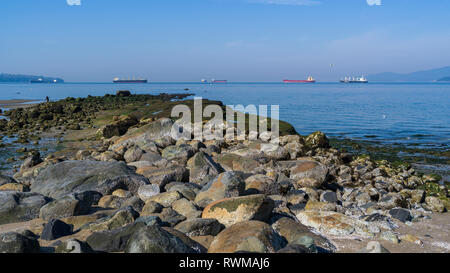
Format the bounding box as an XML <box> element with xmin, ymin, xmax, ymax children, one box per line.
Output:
<box><xmin>331</xmin><ymin>212</ymin><xmax>450</xmax><ymax>253</ymax></box>
<box><xmin>0</xmin><ymin>99</ymin><xmax>40</xmax><ymax>110</ymax></box>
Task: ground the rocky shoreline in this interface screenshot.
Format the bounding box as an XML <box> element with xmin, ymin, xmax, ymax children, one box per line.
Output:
<box><xmin>0</xmin><ymin>92</ymin><xmax>449</xmax><ymax>253</ymax></box>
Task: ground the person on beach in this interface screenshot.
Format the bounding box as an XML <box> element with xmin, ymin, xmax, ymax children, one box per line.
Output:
<box><xmin>46</xmin><ymin>96</ymin><xmax>49</xmax><ymax>103</ymax></box>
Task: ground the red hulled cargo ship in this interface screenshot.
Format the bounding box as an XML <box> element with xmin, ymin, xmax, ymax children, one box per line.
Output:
<box><xmin>283</xmin><ymin>76</ymin><xmax>316</xmax><ymax>83</ymax></box>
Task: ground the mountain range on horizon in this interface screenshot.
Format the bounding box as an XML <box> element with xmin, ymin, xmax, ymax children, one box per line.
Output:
<box><xmin>369</xmin><ymin>66</ymin><xmax>450</xmax><ymax>82</ymax></box>
<box><xmin>0</xmin><ymin>73</ymin><xmax>64</xmax><ymax>83</ymax></box>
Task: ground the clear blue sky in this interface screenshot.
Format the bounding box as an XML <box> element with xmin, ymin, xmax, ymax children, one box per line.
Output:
<box><xmin>1</xmin><ymin>0</ymin><xmax>450</xmax><ymax>82</ymax></box>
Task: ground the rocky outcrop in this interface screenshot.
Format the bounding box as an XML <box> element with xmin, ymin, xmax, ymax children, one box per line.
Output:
<box><xmin>194</xmin><ymin>172</ymin><xmax>246</xmax><ymax>208</ymax></box>
<box><xmin>0</xmin><ymin>231</ymin><xmax>40</xmax><ymax>253</ymax></box>
<box><xmin>208</xmin><ymin>221</ymin><xmax>284</xmax><ymax>253</ymax></box>
<box><xmin>31</xmin><ymin>160</ymin><xmax>149</xmax><ymax>198</ymax></box>
<box><xmin>0</xmin><ymin>191</ymin><xmax>50</xmax><ymax>225</ymax></box>
<box><xmin>202</xmin><ymin>195</ymin><xmax>274</xmax><ymax>227</ymax></box>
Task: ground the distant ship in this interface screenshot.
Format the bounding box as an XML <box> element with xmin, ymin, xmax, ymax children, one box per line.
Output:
<box><xmin>211</xmin><ymin>79</ymin><xmax>228</xmax><ymax>83</ymax></box>
<box><xmin>30</xmin><ymin>78</ymin><xmax>60</xmax><ymax>84</ymax></box>
<box><xmin>113</xmin><ymin>77</ymin><xmax>148</xmax><ymax>83</ymax></box>
<box><xmin>201</xmin><ymin>79</ymin><xmax>208</xmax><ymax>83</ymax></box>
<box><xmin>340</xmin><ymin>76</ymin><xmax>368</xmax><ymax>83</ymax></box>
<box><xmin>283</xmin><ymin>76</ymin><xmax>316</xmax><ymax>83</ymax></box>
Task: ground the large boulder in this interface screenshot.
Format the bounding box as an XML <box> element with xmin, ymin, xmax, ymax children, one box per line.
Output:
<box><xmin>244</xmin><ymin>174</ymin><xmax>278</xmax><ymax>195</ymax></box>
<box><xmin>259</xmin><ymin>143</ymin><xmax>290</xmax><ymax>161</ymax></box>
<box><xmin>125</xmin><ymin>224</ymin><xmax>197</xmax><ymax>253</ymax></box>
<box><xmin>296</xmin><ymin>211</ymin><xmax>376</xmax><ymax>238</ymax></box>
<box><xmin>98</xmin><ymin>116</ymin><xmax>139</xmax><ymax>139</ymax></box>
<box><xmin>0</xmin><ymin>175</ymin><xmax>16</xmax><ymax>187</ymax></box>
<box><xmin>174</xmin><ymin>218</ymin><xmax>224</xmax><ymax>237</ymax></box>
<box><xmin>123</xmin><ymin>146</ymin><xmax>144</xmax><ymax>163</ymax></box>
<box><xmin>213</xmin><ymin>153</ymin><xmax>260</xmax><ymax>173</ymax></box>
<box><xmin>110</xmin><ymin>118</ymin><xmax>175</xmax><ymax>151</ymax></box>
<box><xmin>202</xmin><ymin>195</ymin><xmax>274</xmax><ymax>227</ymax></box>
<box><xmin>187</xmin><ymin>151</ymin><xmax>224</xmax><ymax>185</ymax></box>
<box><xmin>271</xmin><ymin>217</ymin><xmax>335</xmax><ymax>252</ymax></box>
<box><xmin>40</xmin><ymin>219</ymin><xmax>73</xmax><ymax>241</ymax></box>
<box><xmin>39</xmin><ymin>191</ymin><xmax>102</xmax><ymax>221</ymax></box>
<box><xmin>0</xmin><ymin>191</ymin><xmax>50</xmax><ymax>225</ymax></box>
<box><xmin>86</xmin><ymin>222</ymin><xmax>147</xmax><ymax>253</ymax></box>
<box><xmin>161</xmin><ymin>144</ymin><xmax>195</xmax><ymax>164</ymax></box>
<box><xmin>305</xmin><ymin>131</ymin><xmax>329</xmax><ymax>149</ymax></box>
<box><xmin>137</xmin><ymin>184</ymin><xmax>161</xmax><ymax>202</ymax></box>
<box><xmin>83</xmin><ymin>207</ymin><xmax>138</xmax><ymax>232</ymax></box>
<box><xmin>136</xmin><ymin>164</ymin><xmax>188</xmax><ymax>189</ymax></box>
<box><xmin>172</xmin><ymin>198</ymin><xmax>202</xmax><ymax>219</ymax></box>
<box><xmin>289</xmin><ymin>160</ymin><xmax>329</xmax><ymax>188</ymax></box>
<box><xmin>31</xmin><ymin>160</ymin><xmax>149</xmax><ymax>199</ymax></box>
<box><xmin>0</xmin><ymin>232</ymin><xmax>40</xmax><ymax>253</ymax></box>
<box><xmin>194</xmin><ymin>172</ymin><xmax>246</xmax><ymax>208</ymax></box>
<box><xmin>208</xmin><ymin>221</ymin><xmax>284</xmax><ymax>253</ymax></box>
<box><xmin>146</xmin><ymin>191</ymin><xmax>183</xmax><ymax>208</ymax></box>
<box><xmin>165</xmin><ymin>182</ymin><xmax>201</xmax><ymax>201</ymax></box>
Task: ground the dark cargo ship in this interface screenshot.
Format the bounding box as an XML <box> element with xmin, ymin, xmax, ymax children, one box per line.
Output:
<box><xmin>113</xmin><ymin>77</ymin><xmax>148</xmax><ymax>83</ymax></box>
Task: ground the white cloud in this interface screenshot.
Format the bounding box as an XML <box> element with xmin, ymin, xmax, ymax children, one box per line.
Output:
<box><xmin>367</xmin><ymin>0</ymin><xmax>382</xmax><ymax>6</ymax></box>
<box><xmin>67</xmin><ymin>0</ymin><xmax>81</xmax><ymax>6</ymax></box>
<box><xmin>247</xmin><ymin>0</ymin><xmax>321</xmax><ymax>6</ymax></box>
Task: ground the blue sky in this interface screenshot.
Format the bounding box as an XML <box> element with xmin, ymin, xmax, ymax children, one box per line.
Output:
<box><xmin>1</xmin><ymin>0</ymin><xmax>450</xmax><ymax>82</ymax></box>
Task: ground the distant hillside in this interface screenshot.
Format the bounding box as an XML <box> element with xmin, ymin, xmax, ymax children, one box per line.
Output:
<box><xmin>437</xmin><ymin>76</ymin><xmax>450</xmax><ymax>82</ymax></box>
<box><xmin>369</xmin><ymin>66</ymin><xmax>450</xmax><ymax>82</ymax></box>
<box><xmin>0</xmin><ymin>73</ymin><xmax>64</xmax><ymax>83</ymax></box>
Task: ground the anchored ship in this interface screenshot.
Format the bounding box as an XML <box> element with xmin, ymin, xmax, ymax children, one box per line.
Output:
<box><xmin>340</xmin><ymin>76</ymin><xmax>368</xmax><ymax>83</ymax></box>
<box><xmin>30</xmin><ymin>78</ymin><xmax>61</xmax><ymax>84</ymax></box>
<box><xmin>113</xmin><ymin>77</ymin><xmax>148</xmax><ymax>83</ymax></box>
<box><xmin>211</xmin><ymin>79</ymin><xmax>228</xmax><ymax>83</ymax></box>
<box><xmin>283</xmin><ymin>76</ymin><xmax>316</xmax><ymax>83</ymax></box>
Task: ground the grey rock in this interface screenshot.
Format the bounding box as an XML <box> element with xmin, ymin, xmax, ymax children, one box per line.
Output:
<box><xmin>0</xmin><ymin>232</ymin><xmax>40</xmax><ymax>253</ymax></box>
<box><xmin>86</xmin><ymin>222</ymin><xmax>147</xmax><ymax>253</ymax></box>
<box><xmin>39</xmin><ymin>191</ymin><xmax>102</xmax><ymax>221</ymax></box>
<box><xmin>125</xmin><ymin>225</ymin><xmax>196</xmax><ymax>253</ymax></box>
<box><xmin>0</xmin><ymin>175</ymin><xmax>16</xmax><ymax>186</ymax></box>
<box><xmin>0</xmin><ymin>191</ymin><xmax>50</xmax><ymax>225</ymax></box>
<box><xmin>41</xmin><ymin>219</ymin><xmax>74</xmax><ymax>241</ymax></box>
<box><xmin>359</xmin><ymin>241</ymin><xmax>390</xmax><ymax>253</ymax></box>
<box><xmin>187</xmin><ymin>151</ymin><xmax>224</xmax><ymax>185</ymax></box>
<box><xmin>194</xmin><ymin>171</ymin><xmax>246</xmax><ymax>208</ymax></box>
<box><xmin>135</xmin><ymin>216</ymin><xmax>163</xmax><ymax>226</ymax></box>
<box><xmin>137</xmin><ymin>184</ymin><xmax>160</xmax><ymax>202</ymax></box>
<box><xmin>55</xmin><ymin>239</ymin><xmax>94</xmax><ymax>253</ymax></box>
<box><xmin>124</xmin><ymin>146</ymin><xmax>144</xmax><ymax>163</ymax></box>
<box><xmin>389</xmin><ymin>208</ymin><xmax>412</xmax><ymax>223</ymax></box>
<box><xmin>320</xmin><ymin>191</ymin><xmax>338</xmax><ymax>203</ymax></box>
<box><xmin>31</xmin><ymin>160</ymin><xmax>149</xmax><ymax>199</ymax></box>
<box><xmin>174</xmin><ymin>218</ymin><xmax>224</xmax><ymax>237</ymax></box>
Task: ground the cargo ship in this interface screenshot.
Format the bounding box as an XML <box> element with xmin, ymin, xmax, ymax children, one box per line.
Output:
<box><xmin>30</xmin><ymin>78</ymin><xmax>62</xmax><ymax>84</ymax></box>
<box><xmin>340</xmin><ymin>76</ymin><xmax>368</xmax><ymax>83</ymax></box>
<box><xmin>211</xmin><ymin>79</ymin><xmax>228</xmax><ymax>83</ymax></box>
<box><xmin>113</xmin><ymin>77</ymin><xmax>148</xmax><ymax>83</ymax></box>
<box><xmin>283</xmin><ymin>76</ymin><xmax>316</xmax><ymax>83</ymax></box>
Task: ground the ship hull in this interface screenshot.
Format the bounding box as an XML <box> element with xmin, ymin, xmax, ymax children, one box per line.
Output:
<box><xmin>113</xmin><ymin>80</ymin><xmax>148</xmax><ymax>83</ymax></box>
<box><xmin>340</xmin><ymin>81</ymin><xmax>368</xmax><ymax>83</ymax></box>
<box><xmin>212</xmin><ymin>80</ymin><xmax>227</xmax><ymax>83</ymax></box>
<box><xmin>283</xmin><ymin>80</ymin><xmax>316</xmax><ymax>83</ymax></box>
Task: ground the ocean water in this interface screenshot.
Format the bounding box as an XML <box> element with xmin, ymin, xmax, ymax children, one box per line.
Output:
<box><xmin>1</xmin><ymin>82</ymin><xmax>449</xmax><ymax>149</ymax></box>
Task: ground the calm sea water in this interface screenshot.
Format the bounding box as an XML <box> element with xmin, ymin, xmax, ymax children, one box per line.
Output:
<box><xmin>1</xmin><ymin>82</ymin><xmax>449</xmax><ymax>149</ymax></box>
